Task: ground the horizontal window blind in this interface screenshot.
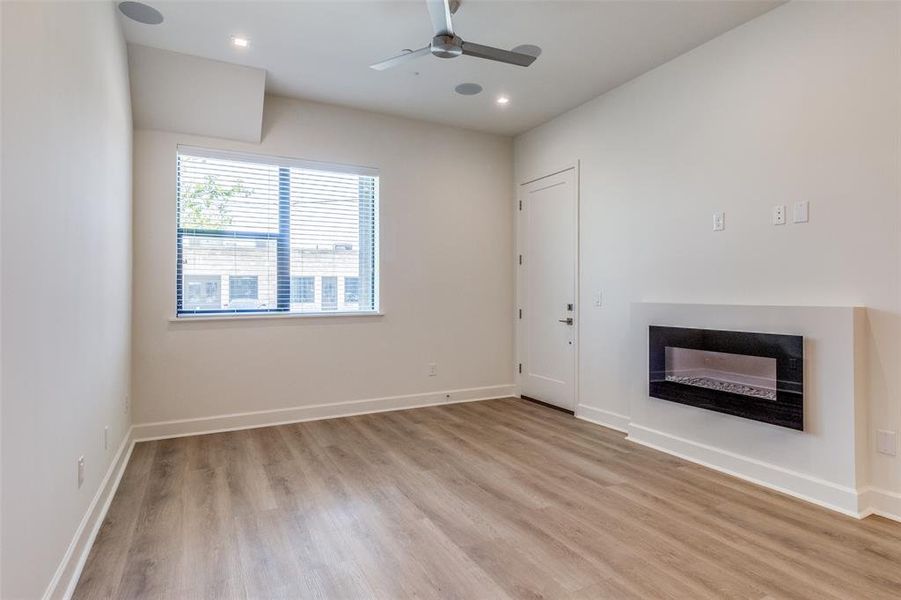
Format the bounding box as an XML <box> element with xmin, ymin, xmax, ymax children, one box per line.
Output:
<box><xmin>176</xmin><ymin>147</ymin><xmax>378</xmax><ymax>316</ymax></box>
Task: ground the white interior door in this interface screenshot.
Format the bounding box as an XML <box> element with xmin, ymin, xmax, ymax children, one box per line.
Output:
<box><xmin>519</xmin><ymin>168</ymin><xmax>577</xmax><ymax>410</ymax></box>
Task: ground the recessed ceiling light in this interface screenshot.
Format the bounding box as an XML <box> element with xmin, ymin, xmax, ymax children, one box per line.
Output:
<box><xmin>496</xmin><ymin>96</ymin><xmax>510</xmax><ymax>105</ymax></box>
<box><xmin>118</xmin><ymin>1</ymin><xmax>163</xmax><ymax>25</ymax></box>
<box><xmin>455</xmin><ymin>83</ymin><xmax>483</xmax><ymax>96</ymax></box>
<box><xmin>232</xmin><ymin>37</ymin><xmax>250</xmax><ymax>48</ymax></box>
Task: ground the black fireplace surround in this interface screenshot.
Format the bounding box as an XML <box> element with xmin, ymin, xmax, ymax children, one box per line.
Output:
<box><xmin>648</xmin><ymin>326</ymin><xmax>804</xmax><ymax>430</ymax></box>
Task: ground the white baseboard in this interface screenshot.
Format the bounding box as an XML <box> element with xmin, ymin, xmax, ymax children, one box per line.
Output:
<box><xmin>43</xmin><ymin>426</ymin><xmax>136</xmax><ymax>600</ymax></box>
<box><xmin>44</xmin><ymin>387</ymin><xmax>896</xmax><ymax>600</ymax></box>
<box><xmin>575</xmin><ymin>404</ymin><xmax>630</xmax><ymax>433</ymax></box>
<box><xmin>43</xmin><ymin>384</ymin><xmax>514</xmax><ymax>599</ymax></box>
<box><xmin>860</xmin><ymin>486</ymin><xmax>901</xmax><ymax>523</ymax></box>
<box><xmin>627</xmin><ymin>423</ymin><xmax>865</xmax><ymax>518</ymax></box>
<box><xmin>132</xmin><ymin>384</ymin><xmax>516</xmax><ymax>441</ymax></box>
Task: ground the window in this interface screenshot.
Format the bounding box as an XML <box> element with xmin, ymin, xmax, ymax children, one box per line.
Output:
<box><xmin>344</xmin><ymin>276</ymin><xmax>359</xmax><ymax>304</ymax></box>
<box><xmin>290</xmin><ymin>276</ymin><xmax>314</xmax><ymax>304</ymax></box>
<box><xmin>229</xmin><ymin>276</ymin><xmax>259</xmax><ymax>300</ymax></box>
<box><xmin>322</xmin><ymin>276</ymin><xmax>338</xmax><ymax>311</ymax></box>
<box><xmin>184</xmin><ymin>275</ymin><xmax>221</xmax><ymax>310</ymax></box>
<box><xmin>176</xmin><ymin>147</ymin><xmax>379</xmax><ymax>317</ymax></box>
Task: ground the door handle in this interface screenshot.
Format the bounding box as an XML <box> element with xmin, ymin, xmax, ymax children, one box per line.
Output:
<box><xmin>558</xmin><ymin>318</ymin><xmax>574</xmax><ymax>325</ymax></box>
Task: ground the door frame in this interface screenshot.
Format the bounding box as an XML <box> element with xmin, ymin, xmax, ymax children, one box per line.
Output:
<box><xmin>515</xmin><ymin>161</ymin><xmax>580</xmax><ymax>411</ymax></box>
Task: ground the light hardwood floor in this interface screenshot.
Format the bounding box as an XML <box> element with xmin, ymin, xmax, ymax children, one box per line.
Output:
<box><xmin>74</xmin><ymin>398</ymin><xmax>901</xmax><ymax>599</ymax></box>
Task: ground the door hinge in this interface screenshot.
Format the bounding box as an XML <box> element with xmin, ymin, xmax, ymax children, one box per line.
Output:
<box><xmin>518</xmin><ymin>363</ymin><xmax>522</xmax><ymax>374</ymax></box>
<box><xmin>518</xmin><ymin>200</ymin><xmax>522</xmax><ymax>211</ymax></box>
<box><xmin>518</xmin><ymin>254</ymin><xmax>522</xmax><ymax>265</ymax></box>
<box><xmin>518</xmin><ymin>308</ymin><xmax>522</xmax><ymax>319</ymax></box>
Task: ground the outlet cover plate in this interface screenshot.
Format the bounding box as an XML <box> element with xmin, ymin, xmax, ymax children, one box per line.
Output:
<box><xmin>877</xmin><ymin>430</ymin><xmax>897</xmax><ymax>456</ymax></box>
<box><xmin>773</xmin><ymin>205</ymin><xmax>786</xmax><ymax>225</ymax></box>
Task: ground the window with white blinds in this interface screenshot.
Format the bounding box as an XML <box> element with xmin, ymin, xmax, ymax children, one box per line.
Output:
<box><xmin>176</xmin><ymin>146</ymin><xmax>378</xmax><ymax>317</ymax></box>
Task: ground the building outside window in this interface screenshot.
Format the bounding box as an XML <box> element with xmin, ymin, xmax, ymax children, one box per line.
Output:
<box><xmin>229</xmin><ymin>275</ymin><xmax>259</xmax><ymax>300</ymax></box>
<box><xmin>290</xmin><ymin>276</ymin><xmax>315</xmax><ymax>304</ymax></box>
<box><xmin>344</xmin><ymin>276</ymin><xmax>360</xmax><ymax>304</ymax></box>
<box><xmin>183</xmin><ymin>275</ymin><xmax>221</xmax><ymax>310</ymax></box>
<box><xmin>322</xmin><ymin>276</ymin><xmax>338</xmax><ymax>311</ymax></box>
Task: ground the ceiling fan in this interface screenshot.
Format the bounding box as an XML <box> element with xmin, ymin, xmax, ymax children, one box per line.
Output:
<box><xmin>370</xmin><ymin>0</ymin><xmax>538</xmax><ymax>71</ymax></box>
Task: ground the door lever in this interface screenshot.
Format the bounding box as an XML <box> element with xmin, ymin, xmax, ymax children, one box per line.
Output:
<box><xmin>558</xmin><ymin>318</ymin><xmax>574</xmax><ymax>325</ymax></box>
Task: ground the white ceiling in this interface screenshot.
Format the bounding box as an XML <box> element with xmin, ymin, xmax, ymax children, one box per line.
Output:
<box><xmin>119</xmin><ymin>0</ymin><xmax>782</xmax><ymax>136</ymax></box>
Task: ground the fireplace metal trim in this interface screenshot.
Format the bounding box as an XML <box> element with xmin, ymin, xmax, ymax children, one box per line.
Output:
<box><xmin>648</xmin><ymin>326</ymin><xmax>804</xmax><ymax>430</ymax></box>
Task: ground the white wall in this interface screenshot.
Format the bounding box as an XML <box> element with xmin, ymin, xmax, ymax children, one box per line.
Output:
<box><xmin>128</xmin><ymin>44</ymin><xmax>266</xmax><ymax>143</ymax></box>
<box><xmin>1</xmin><ymin>2</ymin><xmax>132</xmax><ymax>598</ymax></box>
<box><xmin>133</xmin><ymin>95</ymin><xmax>514</xmax><ymax>425</ymax></box>
<box><xmin>514</xmin><ymin>1</ymin><xmax>901</xmax><ymax>502</ymax></box>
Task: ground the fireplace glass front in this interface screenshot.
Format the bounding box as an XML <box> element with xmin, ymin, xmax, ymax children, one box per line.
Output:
<box><xmin>649</xmin><ymin>326</ymin><xmax>803</xmax><ymax>430</ymax></box>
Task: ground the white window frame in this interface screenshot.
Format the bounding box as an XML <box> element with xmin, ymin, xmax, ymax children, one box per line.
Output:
<box><xmin>174</xmin><ymin>145</ymin><xmax>381</xmax><ymax>320</ymax></box>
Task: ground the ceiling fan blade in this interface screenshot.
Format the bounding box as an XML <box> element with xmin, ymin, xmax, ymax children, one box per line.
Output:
<box><xmin>426</xmin><ymin>0</ymin><xmax>454</xmax><ymax>36</ymax></box>
<box><xmin>461</xmin><ymin>41</ymin><xmax>537</xmax><ymax>67</ymax></box>
<box><xmin>369</xmin><ymin>46</ymin><xmax>431</xmax><ymax>71</ymax></box>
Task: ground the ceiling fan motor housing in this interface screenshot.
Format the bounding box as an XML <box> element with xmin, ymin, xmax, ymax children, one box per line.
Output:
<box><xmin>431</xmin><ymin>34</ymin><xmax>464</xmax><ymax>58</ymax></box>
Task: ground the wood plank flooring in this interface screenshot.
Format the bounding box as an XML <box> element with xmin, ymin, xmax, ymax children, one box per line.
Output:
<box><xmin>74</xmin><ymin>398</ymin><xmax>901</xmax><ymax>599</ymax></box>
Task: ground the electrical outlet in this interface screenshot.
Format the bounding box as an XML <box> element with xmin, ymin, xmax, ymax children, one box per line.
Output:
<box><xmin>877</xmin><ymin>430</ymin><xmax>897</xmax><ymax>456</ymax></box>
<box><xmin>104</xmin><ymin>426</ymin><xmax>109</xmax><ymax>451</ymax></box>
<box><xmin>427</xmin><ymin>362</ymin><xmax>438</xmax><ymax>377</ymax></box>
<box><xmin>594</xmin><ymin>292</ymin><xmax>602</xmax><ymax>307</ymax></box>
<box><xmin>124</xmin><ymin>395</ymin><xmax>130</xmax><ymax>415</ymax></box>
<box><xmin>77</xmin><ymin>456</ymin><xmax>85</xmax><ymax>489</ymax></box>
<box><xmin>773</xmin><ymin>205</ymin><xmax>786</xmax><ymax>225</ymax></box>
<box><xmin>712</xmin><ymin>212</ymin><xmax>725</xmax><ymax>231</ymax></box>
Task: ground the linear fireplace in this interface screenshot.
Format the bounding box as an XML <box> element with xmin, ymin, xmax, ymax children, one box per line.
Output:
<box><xmin>649</xmin><ymin>326</ymin><xmax>804</xmax><ymax>430</ymax></box>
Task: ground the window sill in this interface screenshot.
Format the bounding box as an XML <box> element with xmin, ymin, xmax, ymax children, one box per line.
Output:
<box><xmin>169</xmin><ymin>311</ymin><xmax>384</xmax><ymax>323</ymax></box>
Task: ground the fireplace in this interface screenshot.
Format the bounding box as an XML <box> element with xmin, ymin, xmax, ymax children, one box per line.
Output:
<box><xmin>648</xmin><ymin>326</ymin><xmax>804</xmax><ymax>430</ymax></box>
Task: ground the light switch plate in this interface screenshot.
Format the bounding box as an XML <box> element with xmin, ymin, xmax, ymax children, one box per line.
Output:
<box><xmin>712</xmin><ymin>212</ymin><xmax>725</xmax><ymax>231</ymax></box>
<box><xmin>793</xmin><ymin>201</ymin><xmax>809</xmax><ymax>223</ymax></box>
<box><xmin>773</xmin><ymin>205</ymin><xmax>786</xmax><ymax>225</ymax></box>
